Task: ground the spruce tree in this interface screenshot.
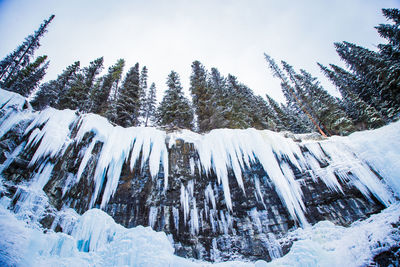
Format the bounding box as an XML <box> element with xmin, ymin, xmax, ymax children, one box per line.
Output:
<box><xmin>7</xmin><ymin>55</ymin><xmax>49</xmax><ymax>97</ymax></box>
<box><xmin>335</xmin><ymin>41</ymin><xmax>400</xmax><ymax>117</ymax></box>
<box><xmin>115</xmin><ymin>63</ymin><xmax>142</xmax><ymax>127</ymax></box>
<box><xmin>264</xmin><ymin>53</ymin><xmax>326</xmax><ymax>136</ymax></box>
<box><xmin>61</xmin><ymin>57</ymin><xmax>104</xmax><ymax>111</ymax></box>
<box><xmin>206</xmin><ymin>67</ymin><xmax>229</xmax><ymax>129</ymax></box>
<box><xmin>376</xmin><ymin>8</ymin><xmax>400</xmax><ymax>60</ymax></box>
<box><xmin>139</xmin><ymin>66</ymin><xmax>148</xmax><ymax>125</ymax></box>
<box><xmin>95</xmin><ymin>58</ymin><xmax>125</xmax><ymax>120</ymax></box>
<box><xmin>265</xmin><ymin>95</ymin><xmax>290</xmax><ymax>131</ymax></box>
<box><xmin>157</xmin><ymin>71</ymin><xmax>194</xmax><ymax>129</ymax></box>
<box><xmin>143</xmin><ymin>82</ymin><xmax>157</xmax><ymax>127</ymax></box>
<box><xmin>292</xmin><ymin>67</ymin><xmax>354</xmax><ymax>135</ymax></box>
<box><xmin>0</xmin><ymin>15</ymin><xmax>55</xmax><ymax>88</ymax></box>
<box><xmin>31</xmin><ymin>61</ymin><xmax>80</xmax><ymax>110</ymax></box>
<box><xmin>190</xmin><ymin>60</ymin><xmax>214</xmax><ymax>132</ymax></box>
<box><xmin>224</xmin><ymin>74</ymin><xmax>253</xmax><ymax>129</ymax></box>
<box><xmin>319</xmin><ymin>63</ymin><xmax>385</xmax><ymax>129</ymax></box>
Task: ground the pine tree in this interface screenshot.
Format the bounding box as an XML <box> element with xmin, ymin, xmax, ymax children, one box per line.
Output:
<box><xmin>7</xmin><ymin>55</ymin><xmax>49</xmax><ymax>97</ymax></box>
<box><xmin>264</xmin><ymin>53</ymin><xmax>327</xmax><ymax>136</ymax></box>
<box><xmin>319</xmin><ymin>63</ymin><xmax>385</xmax><ymax>129</ymax></box>
<box><xmin>157</xmin><ymin>71</ymin><xmax>194</xmax><ymax>129</ymax></box>
<box><xmin>115</xmin><ymin>63</ymin><xmax>142</xmax><ymax>127</ymax></box>
<box><xmin>96</xmin><ymin>59</ymin><xmax>125</xmax><ymax>121</ymax></box>
<box><xmin>0</xmin><ymin>15</ymin><xmax>54</xmax><ymax>88</ymax></box>
<box><xmin>292</xmin><ymin>67</ymin><xmax>354</xmax><ymax>135</ymax></box>
<box><xmin>190</xmin><ymin>60</ymin><xmax>214</xmax><ymax>132</ymax></box>
<box><xmin>138</xmin><ymin>66</ymin><xmax>148</xmax><ymax>125</ymax></box>
<box><xmin>335</xmin><ymin>41</ymin><xmax>400</xmax><ymax>117</ymax></box>
<box><xmin>376</xmin><ymin>8</ymin><xmax>400</xmax><ymax>60</ymax></box>
<box><xmin>31</xmin><ymin>61</ymin><xmax>80</xmax><ymax>110</ymax></box>
<box><xmin>61</xmin><ymin>57</ymin><xmax>104</xmax><ymax>111</ymax></box>
<box><xmin>251</xmin><ymin>95</ymin><xmax>277</xmax><ymax>130</ymax></box>
<box><xmin>206</xmin><ymin>67</ymin><xmax>229</xmax><ymax>129</ymax></box>
<box><xmin>143</xmin><ymin>82</ymin><xmax>157</xmax><ymax>127</ymax></box>
<box><xmin>224</xmin><ymin>74</ymin><xmax>254</xmax><ymax>129</ymax></box>
<box><xmin>265</xmin><ymin>95</ymin><xmax>290</xmax><ymax>131</ymax></box>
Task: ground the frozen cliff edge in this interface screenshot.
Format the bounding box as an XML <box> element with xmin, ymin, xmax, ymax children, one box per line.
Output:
<box><xmin>0</xmin><ymin>88</ymin><xmax>399</xmax><ymax>266</ymax></box>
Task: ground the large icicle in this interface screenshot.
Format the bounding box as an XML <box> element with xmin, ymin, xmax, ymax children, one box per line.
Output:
<box><xmin>172</xmin><ymin>128</ymin><xmax>310</xmax><ymax>225</ymax></box>
<box><xmin>25</xmin><ymin>108</ymin><xmax>78</xmax><ymax>167</ymax></box>
<box><xmin>73</xmin><ymin>114</ymin><xmax>169</xmax><ymax>208</ymax></box>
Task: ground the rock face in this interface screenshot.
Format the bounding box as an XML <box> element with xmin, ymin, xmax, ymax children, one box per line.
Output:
<box><xmin>0</xmin><ymin>90</ymin><xmax>392</xmax><ymax>262</ymax></box>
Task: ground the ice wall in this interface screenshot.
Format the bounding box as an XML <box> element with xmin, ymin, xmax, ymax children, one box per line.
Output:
<box><xmin>0</xmin><ymin>88</ymin><xmax>397</xmax><ymax>228</ymax></box>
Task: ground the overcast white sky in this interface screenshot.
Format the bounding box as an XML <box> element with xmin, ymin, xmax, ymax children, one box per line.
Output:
<box><xmin>0</xmin><ymin>0</ymin><xmax>399</xmax><ymax>103</ymax></box>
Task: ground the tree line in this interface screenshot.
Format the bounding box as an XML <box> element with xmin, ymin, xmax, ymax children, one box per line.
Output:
<box><xmin>1</xmin><ymin>8</ymin><xmax>399</xmax><ymax>136</ymax></box>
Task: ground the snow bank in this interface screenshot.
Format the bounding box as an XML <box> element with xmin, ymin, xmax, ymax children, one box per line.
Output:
<box><xmin>342</xmin><ymin>121</ymin><xmax>400</xmax><ymax>196</ymax></box>
<box><xmin>263</xmin><ymin>203</ymin><xmax>400</xmax><ymax>267</ymax></box>
<box><xmin>1</xmin><ymin>195</ymin><xmax>399</xmax><ymax>266</ymax></box>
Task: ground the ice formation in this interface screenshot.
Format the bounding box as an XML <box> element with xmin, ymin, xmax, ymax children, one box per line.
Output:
<box><xmin>1</xmin><ymin>89</ymin><xmax>400</xmax><ymax>266</ymax></box>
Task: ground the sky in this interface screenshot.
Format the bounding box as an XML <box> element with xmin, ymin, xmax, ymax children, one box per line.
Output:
<box><xmin>0</xmin><ymin>0</ymin><xmax>399</xmax><ymax>103</ymax></box>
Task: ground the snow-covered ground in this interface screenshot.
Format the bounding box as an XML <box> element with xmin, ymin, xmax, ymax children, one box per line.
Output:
<box><xmin>0</xmin><ymin>88</ymin><xmax>400</xmax><ymax>266</ymax></box>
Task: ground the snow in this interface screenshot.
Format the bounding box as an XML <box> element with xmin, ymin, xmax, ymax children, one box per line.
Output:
<box><xmin>263</xmin><ymin>203</ymin><xmax>400</xmax><ymax>267</ymax></box>
<box><xmin>341</xmin><ymin>121</ymin><xmax>400</xmax><ymax>197</ymax></box>
<box><xmin>0</xmin><ymin>197</ymin><xmax>399</xmax><ymax>266</ymax></box>
<box><xmin>25</xmin><ymin>108</ymin><xmax>77</xmax><ymax>167</ymax></box>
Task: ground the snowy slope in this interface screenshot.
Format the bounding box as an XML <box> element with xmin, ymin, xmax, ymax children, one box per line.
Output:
<box><xmin>0</xmin><ymin>89</ymin><xmax>400</xmax><ymax>266</ymax></box>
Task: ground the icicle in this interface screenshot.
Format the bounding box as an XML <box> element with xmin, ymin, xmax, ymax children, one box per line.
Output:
<box><xmin>209</xmin><ymin>209</ymin><xmax>217</xmax><ymax>233</ymax></box>
<box><xmin>72</xmin><ymin>114</ymin><xmax>169</xmax><ymax>208</ymax></box>
<box><xmin>211</xmin><ymin>238</ymin><xmax>221</xmax><ymax>262</ymax></box>
<box><xmin>189</xmin><ymin>158</ymin><xmax>195</xmax><ymax>175</ymax></box>
<box><xmin>189</xmin><ymin>198</ymin><xmax>199</xmax><ymax>235</ymax></box>
<box><xmin>0</xmin><ymin>141</ymin><xmax>26</xmax><ymax>174</ymax></box>
<box><xmin>180</xmin><ymin>184</ymin><xmax>189</xmax><ymax>225</ymax></box>
<box><xmin>250</xmin><ymin>208</ymin><xmax>262</xmax><ymax>233</ymax></box>
<box><xmin>317</xmin><ymin>141</ymin><xmax>394</xmax><ymax>206</ymax></box>
<box><xmin>148</xmin><ymin>206</ymin><xmax>158</xmax><ymax>229</ymax></box>
<box><xmin>31</xmin><ymin>162</ymin><xmax>55</xmax><ymax>190</ymax></box>
<box><xmin>172</xmin><ymin>207</ymin><xmax>179</xmax><ymax>232</ymax></box>
<box><xmin>173</xmin><ymin>128</ymin><xmax>311</xmax><ymax>224</ymax></box>
<box><xmin>219</xmin><ymin>210</ymin><xmax>228</xmax><ymax>235</ymax></box>
<box><xmin>204</xmin><ymin>183</ymin><xmax>217</xmax><ymax>210</ymax></box>
<box><xmin>25</xmin><ymin>108</ymin><xmax>77</xmax><ymax>167</ymax></box>
<box><xmin>0</xmin><ymin>111</ymin><xmax>34</xmax><ymax>140</ymax></box>
<box><xmin>254</xmin><ymin>176</ymin><xmax>266</xmax><ymax>208</ymax></box>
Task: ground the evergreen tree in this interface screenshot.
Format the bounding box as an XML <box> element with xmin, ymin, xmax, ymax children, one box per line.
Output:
<box><xmin>0</xmin><ymin>15</ymin><xmax>54</xmax><ymax>88</ymax></box>
<box><xmin>190</xmin><ymin>60</ymin><xmax>214</xmax><ymax>132</ymax></box>
<box><xmin>7</xmin><ymin>55</ymin><xmax>49</xmax><ymax>97</ymax></box>
<box><xmin>224</xmin><ymin>74</ymin><xmax>253</xmax><ymax>129</ymax></box>
<box><xmin>206</xmin><ymin>67</ymin><xmax>229</xmax><ymax>129</ymax></box>
<box><xmin>143</xmin><ymin>82</ymin><xmax>157</xmax><ymax>127</ymax></box>
<box><xmin>265</xmin><ymin>95</ymin><xmax>290</xmax><ymax>131</ymax></box>
<box><xmin>292</xmin><ymin>67</ymin><xmax>354</xmax><ymax>135</ymax></box>
<box><xmin>252</xmin><ymin>95</ymin><xmax>277</xmax><ymax>130</ymax></box>
<box><xmin>60</xmin><ymin>57</ymin><xmax>104</xmax><ymax>111</ymax></box>
<box><xmin>31</xmin><ymin>61</ymin><xmax>80</xmax><ymax>110</ymax></box>
<box><xmin>335</xmin><ymin>41</ymin><xmax>400</xmax><ymax>117</ymax></box>
<box><xmin>115</xmin><ymin>63</ymin><xmax>142</xmax><ymax>127</ymax></box>
<box><xmin>95</xmin><ymin>58</ymin><xmax>125</xmax><ymax>120</ymax></box>
<box><xmin>264</xmin><ymin>53</ymin><xmax>327</xmax><ymax>136</ymax></box>
<box><xmin>138</xmin><ymin>66</ymin><xmax>148</xmax><ymax>124</ymax></box>
<box><xmin>319</xmin><ymin>63</ymin><xmax>385</xmax><ymax>129</ymax></box>
<box><xmin>157</xmin><ymin>71</ymin><xmax>194</xmax><ymax>129</ymax></box>
<box><xmin>376</xmin><ymin>8</ymin><xmax>400</xmax><ymax>60</ymax></box>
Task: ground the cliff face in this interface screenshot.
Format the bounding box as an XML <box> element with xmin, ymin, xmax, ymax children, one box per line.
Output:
<box><xmin>0</xmin><ymin>89</ymin><xmax>395</xmax><ymax>262</ymax></box>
